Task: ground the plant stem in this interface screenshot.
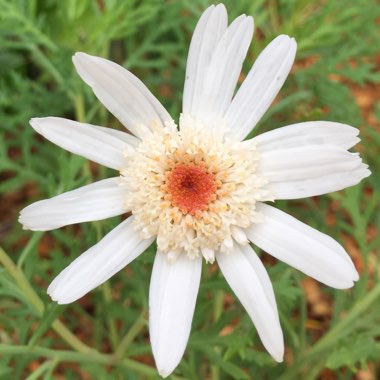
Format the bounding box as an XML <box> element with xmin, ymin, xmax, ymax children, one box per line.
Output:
<box><xmin>0</xmin><ymin>246</ymin><xmax>44</xmax><ymax>311</ymax></box>
<box><xmin>0</xmin><ymin>246</ymin><xmax>92</xmax><ymax>353</ymax></box>
<box><xmin>210</xmin><ymin>290</ymin><xmax>224</xmax><ymax>380</ymax></box>
<box><xmin>213</xmin><ymin>290</ymin><xmax>224</xmax><ymax>321</ymax></box>
<box><xmin>102</xmin><ymin>282</ymin><xmax>119</xmax><ymax>350</ymax></box>
<box><xmin>17</xmin><ymin>232</ymin><xmax>43</xmax><ymax>268</ymax></box>
<box><xmin>0</xmin><ymin>344</ymin><xmax>157</xmax><ymax>376</ymax></box>
<box><xmin>24</xmin><ymin>359</ymin><xmax>57</xmax><ymax>380</ymax></box>
<box><xmin>268</xmin><ymin>0</ymin><xmax>281</xmax><ymax>32</ymax></box>
<box><xmin>74</xmin><ymin>93</ymin><xmax>86</xmax><ymax>123</ymax></box>
<box><xmin>309</xmin><ymin>283</ymin><xmax>380</xmax><ymax>356</ymax></box>
<box><xmin>278</xmin><ymin>283</ymin><xmax>380</xmax><ymax>380</ymax></box>
<box><xmin>115</xmin><ymin>310</ymin><xmax>147</xmax><ymax>360</ymax></box>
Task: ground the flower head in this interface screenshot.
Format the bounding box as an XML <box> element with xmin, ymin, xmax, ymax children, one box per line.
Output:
<box><xmin>123</xmin><ymin>115</ymin><xmax>269</xmax><ymax>262</ymax></box>
<box><xmin>20</xmin><ymin>3</ymin><xmax>370</xmax><ymax>377</ymax></box>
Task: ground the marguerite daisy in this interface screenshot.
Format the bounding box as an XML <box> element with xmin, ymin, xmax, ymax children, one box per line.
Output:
<box><xmin>19</xmin><ymin>4</ymin><xmax>370</xmax><ymax>377</ymax></box>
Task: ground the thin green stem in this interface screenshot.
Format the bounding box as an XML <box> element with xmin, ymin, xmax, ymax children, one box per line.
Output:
<box><xmin>213</xmin><ymin>290</ymin><xmax>224</xmax><ymax>322</ymax></box>
<box><xmin>0</xmin><ymin>246</ymin><xmax>92</xmax><ymax>353</ymax></box>
<box><xmin>0</xmin><ymin>344</ymin><xmax>157</xmax><ymax>377</ymax></box>
<box><xmin>310</xmin><ymin>283</ymin><xmax>380</xmax><ymax>355</ymax></box>
<box><xmin>297</xmin><ymin>274</ymin><xmax>307</xmax><ymax>351</ymax></box>
<box><xmin>17</xmin><ymin>232</ymin><xmax>43</xmax><ymax>268</ymax></box>
<box><xmin>115</xmin><ymin>310</ymin><xmax>147</xmax><ymax>360</ymax></box>
<box><xmin>74</xmin><ymin>93</ymin><xmax>86</xmax><ymax>123</ymax></box>
<box><xmin>268</xmin><ymin>0</ymin><xmax>281</xmax><ymax>32</ymax></box>
<box><xmin>0</xmin><ymin>246</ymin><xmax>44</xmax><ymax>312</ymax></box>
<box><xmin>51</xmin><ymin>320</ymin><xmax>92</xmax><ymax>353</ymax></box>
<box><xmin>102</xmin><ymin>282</ymin><xmax>119</xmax><ymax>351</ymax></box>
<box><xmin>304</xmin><ymin>361</ymin><xmax>325</xmax><ymax>380</ymax></box>
<box><xmin>278</xmin><ymin>283</ymin><xmax>380</xmax><ymax>380</ymax></box>
<box><xmin>210</xmin><ymin>290</ymin><xmax>224</xmax><ymax>380</ymax></box>
<box><xmin>25</xmin><ymin>359</ymin><xmax>57</xmax><ymax>380</ymax></box>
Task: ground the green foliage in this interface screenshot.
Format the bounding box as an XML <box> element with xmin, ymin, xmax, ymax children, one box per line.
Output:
<box><xmin>0</xmin><ymin>0</ymin><xmax>379</xmax><ymax>379</ymax></box>
<box><xmin>326</xmin><ymin>333</ymin><xmax>379</xmax><ymax>371</ymax></box>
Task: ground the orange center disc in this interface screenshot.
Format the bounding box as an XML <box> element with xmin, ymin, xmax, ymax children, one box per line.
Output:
<box><xmin>166</xmin><ymin>163</ymin><xmax>216</xmax><ymax>215</ymax></box>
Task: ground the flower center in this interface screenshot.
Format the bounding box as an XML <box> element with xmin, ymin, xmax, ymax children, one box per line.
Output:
<box><xmin>166</xmin><ymin>163</ymin><xmax>216</xmax><ymax>215</ymax></box>
<box><xmin>122</xmin><ymin>115</ymin><xmax>271</xmax><ymax>262</ymax></box>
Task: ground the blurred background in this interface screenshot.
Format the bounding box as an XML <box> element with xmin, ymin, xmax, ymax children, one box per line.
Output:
<box><xmin>0</xmin><ymin>0</ymin><xmax>379</xmax><ymax>379</ymax></box>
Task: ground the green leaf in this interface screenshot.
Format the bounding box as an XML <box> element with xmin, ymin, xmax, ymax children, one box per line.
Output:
<box><xmin>198</xmin><ymin>347</ymin><xmax>250</xmax><ymax>380</ymax></box>
<box><xmin>326</xmin><ymin>334</ymin><xmax>378</xmax><ymax>370</ymax></box>
<box><xmin>28</xmin><ymin>303</ymin><xmax>63</xmax><ymax>347</ymax></box>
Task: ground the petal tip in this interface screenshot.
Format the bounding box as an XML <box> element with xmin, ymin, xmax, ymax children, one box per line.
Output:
<box><xmin>20</xmin><ymin>222</ymin><xmax>30</xmax><ymax>231</ymax></box>
<box><xmin>29</xmin><ymin>117</ymin><xmax>42</xmax><ymax>133</ymax></box>
<box><xmin>276</xmin><ymin>34</ymin><xmax>291</xmax><ymax>43</ymax></box>
<box><xmin>275</xmin><ymin>356</ymin><xmax>284</xmax><ymax>363</ymax></box>
<box><xmin>46</xmin><ymin>284</ymin><xmax>55</xmax><ymax>297</ymax></box>
<box><xmin>215</xmin><ymin>3</ymin><xmax>226</xmax><ymax>12</ymax></box>
<box><xmin>18</xmin><ymin>215</ymin><xmax>26</xmax><ymax>229</ymax></box>
<box><xmin>47</xmin><ymin>292</ymin><xmax>60</xmax><ymax>304</ymax></box>
<box><xmin>47</xmin><ymin>289</ymin><xmax>71</xmax><ymax>305</ymax></box>
<box><xmin>72</xmin><ymin>51</ymin><xmax>88</xmax><ymax>61</ymax></box>
<box><xmin>269</xmin><ymin>336</ymin><xmax>284</xmax><ymax>363</ymax></box>
<box><xmin>158</xmin><ymin>369</ymin><xmax>172</xmax><ymax>378</ymax></box>
<box><xmin>333</xmin><ymin>277</ymin><xmax>356</xmax><ymax>289</ymax></box>
<box><xmin>18</xmin><ymin>211</ymin><xmax>34</xmax><ymax>231</ymax></box>
<box><xmin>343</xmin><ymin>282</ymin><xmax>355</xmax><ymax>290</ymax></box>
<box><xmin>352</xmin><ymin>269</ymin><xmax>360</xmax><ymax>282</ymax></box>
<box><xmin>364</xmin><ymin>167</ymin><xmax>372</xmax><ymax>178</ymax></box>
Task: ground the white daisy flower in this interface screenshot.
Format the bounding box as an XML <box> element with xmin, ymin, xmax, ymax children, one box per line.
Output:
<box><xmin>19</xmin><ymin>4</ymin><xmax>370</xmax><ymax>378</ymax></box>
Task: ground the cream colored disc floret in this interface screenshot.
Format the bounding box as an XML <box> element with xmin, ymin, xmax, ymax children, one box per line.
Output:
<box><xmin>121</xmin><ymin>114</ymin><xmax>271</xmax><ymax>263</ymax></box>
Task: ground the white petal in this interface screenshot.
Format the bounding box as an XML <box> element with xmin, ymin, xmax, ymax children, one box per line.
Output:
<box><xmin>225</xmin><ymin>35</ymin><xmax>297</xmax><ymax>140</ymax></box>
<box><xmin>30</xmin><ymin>117</ymin><xmax>138</xmax><ymax>170</ymax></box>
<box><xmin>246</xmin><ymin>203</ymin><xmax>359</xmax><ymax>288</ymax></box>
<box><xmin>149</xmin><ymin>252</ymin><xmax>202</xmax><ymax>378</ymax></box>
<box><xmin>239</xmin><ymin>244</ymin><xmax>277</xmax><ymax>313</ymax></box>
<box><xmin>73</xmin><ymin>53</ymin><xmax>173</xmax><ymax>139</ymax></box>
<box><xmin>258</xmin><ymin>145</ymin><xmax>370</xmax><ymax>199</ymax></box>
<box><xmin>48</xmin><ymin>217</ymin><xmax>153</xmax><ymax>304</ymax></box>
<box><xmin>19</xmin><ymin>177</ymin><xmax>127</xmax><ymax>231</ymax></box>
<box><xmin>216</xmin><ymin>245</ymin><xmax>283</xmax><ymax>362</ymax></box>
<box><xmin>231</xmin><ymin>226</ymin><xmax>249</xmax><ymax>245</ymax></box>
<box><xmin>191</xmin><ymin>14</ymin><xmax>254</xmax><ymax>124</ymax></box>
<box><xmin>201</xmin><ymin>247</ymin><xmax>215</xmax><ymax>263</ymax></box>
<box><xmin>266</xmin><ymin>167</ymin><xmax>370</xmax><ymax>200</ymax></box>
<box><xmin>182</xmin><ymin>4</ymin><xmax>228</xmax><ymax>116</ymax></box>
<box><xmin>253</xmin><ymin>121</ymin><xmax>361</xmax><ymax>152</ymax></box>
